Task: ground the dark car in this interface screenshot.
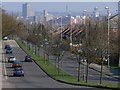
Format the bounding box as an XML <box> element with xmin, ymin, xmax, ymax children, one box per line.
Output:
<box><xmin>12</xmin><ymin>61</ymin><xmax>22</xmax><ymax>68</ymax></box>
<box><xmin>25</xmin><ymin>55</ymin><xmax>32</xmax><ymax>62</ymax></box>
<box><xmin>13</xmin><ymin>67</ymin><xmax>24</xmax><ymax>76</ymax></box>
<box><xmin>4</xmin><ymin>45</ymin><xmax>11</xmax><ymax>49</ymax></box>
<box><xmin>6</xmin><ymin>47</ymin><xmax>13</xmax><ymax>54</ymax></box>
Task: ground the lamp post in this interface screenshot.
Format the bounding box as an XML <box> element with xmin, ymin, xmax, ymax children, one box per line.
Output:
<box><xmin>70</xmin><ymin>16</ymin><xmax>74</xmax><ymax>52</ymax></box>
<box><xmin>44</xmin><ymin>38</ymin><xmax>48</xmax><ymax>63</ymax></box>
<box><xmin>105</xmin><ymin>6</ymin><xmax>110</xmax><ymax>68</ymax></box>
<box><xmin>70</xmin><ymin>16</ymin><xmax>74</xmax><ymax>44</ymax></box>
<box><xmin>83</xmin><ymin>10</ymin><xmax>88</xmax><ymax>45</ymax></box>
<box><xmin>83</xmin><ymin>10</ymin><xmax>87</xmax><ymax>25</ymax></box>
<box><xmin>60</xmin><ymin>16</ymin><xmax>63</xmax><ymax>42</ymax></box>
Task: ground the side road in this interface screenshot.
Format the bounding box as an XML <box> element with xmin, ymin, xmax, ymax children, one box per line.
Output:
<box><xmin>63</xmin><ymin>52</ymin><xmax>120</xmax><ymax>80</ymax></box>
<box><xmin>69</xmin><ymin>52</ymin><xmax>120</xmax><ymax>79</ymax></box>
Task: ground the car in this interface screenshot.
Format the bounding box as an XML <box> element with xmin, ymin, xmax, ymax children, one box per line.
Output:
<box><xmin>3</xmin><ymin>36</ymin><xmax>9</xmax><ymax>40</ymax></box>
<box><xmin>8</xmin><ymin>56</ymin><xmax>16</xmax><ymax>63</ymax></box>
<box><xmin>14</xmin><ymin>67</ymin><xmax>23</xmax><ymax>71</ymax></box>
<box><xmin>6</xmin><ymin>47</ymin><xmax>13</xmax><ymax>54</ymax></box>
<box><xmin>4</xmin><ymin>45</ymin><xmax>11</xmax><ymax>49</ymax></box>
<box><xmin>13</xmin><ymin>67</ymin><xmax>24</xmax><ymax>76</ymax></box>
<box><xmin>12</xmin><ymin>61</ymin><xmax>22</xmax><ymax>68</ymax></box>
<box><xmin>25</xmin><ymin>55</ymin><xmax>32</xmax><ymax>62</ymax></box>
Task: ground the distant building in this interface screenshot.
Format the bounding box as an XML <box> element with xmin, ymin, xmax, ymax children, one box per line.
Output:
<box><xmin>70</xmin><ymin>16</ymin><xmax>76</xmax><ymax>24</ymax></box>
<box><xmin>43</xmin><ymin>10</ymin><xmax>53</xmax><ymax>22</ymax></box>
<box><xmin>75</xmin><ymin>16</ymin><xmax>81</xmax><ymax>24</ymax></box>
<box><xmin>22</xmin><ymin>3</ymin><xmax>35</xmax><ymax>18</ymax></box>
<box><xmin>28</xmin><ymin>16</ymin><xmax>38</xmax><ymax>23</ymax></box>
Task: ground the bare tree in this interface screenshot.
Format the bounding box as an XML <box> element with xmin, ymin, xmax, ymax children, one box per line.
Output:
<box><xmin>50</xmin><ymin>35</ymin><xmax>65</xmax><ymax>74</ymax></box>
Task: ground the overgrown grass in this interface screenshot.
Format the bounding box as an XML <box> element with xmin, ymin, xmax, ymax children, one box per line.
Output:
<box><xmin>16</xmin><ymin>39</ymin><xmax>119</xmax><ymax>89</ymax></box>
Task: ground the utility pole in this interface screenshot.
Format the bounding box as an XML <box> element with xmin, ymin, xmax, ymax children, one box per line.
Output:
<box><xmin>70</xmin><ymin>16</ymin><xmax>73</xmax><ymax>52</ymax></box>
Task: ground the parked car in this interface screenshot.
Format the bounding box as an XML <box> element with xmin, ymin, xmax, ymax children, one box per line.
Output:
<box><xmin>12</xmin><ymin>61</ymin><xmax>22</xmax><ymax>68</ymax></box>
<box><xmin>4</xmin><ymin>45</ymin><xmax>11</xmax><ymax>49</ymax></box>
<box><xmin>13</xmin><ymin>67</ymin><xmax>24</xmax><ymax>76</ymax></box>
<box><xmin>25</xmin><ymin>55</ymin><xmax>32</xmax><ymax>62</ymax></box>
<box><xmin>8</xmin><ymin>56</ymin><xmax>16</xmax><ymax>63</ymax></box>
<box><xmin>6</xmin><ymin>47</ymin><xmax>13</xmax><ymax>54</ymax></box>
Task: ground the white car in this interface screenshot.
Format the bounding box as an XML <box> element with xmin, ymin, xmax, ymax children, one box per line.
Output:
<box><xmin>3</xmin><ymin>36</ymin><xmax>9</xmax><ymax>40</ymax></box>
<box><xmin>8</xmin><ymin>56</ymin><xmax>16</xmax><ymax>63</ymax></box>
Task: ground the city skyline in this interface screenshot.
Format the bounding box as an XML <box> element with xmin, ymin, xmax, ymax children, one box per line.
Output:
<box><xmin>2</xmin><ymin>2</ymin><xmax>118</xmax><ymax>15</ymax></box>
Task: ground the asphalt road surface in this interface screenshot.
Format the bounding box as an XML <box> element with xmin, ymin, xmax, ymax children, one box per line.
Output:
<box><xmin>1</xmin><ymin>40</ymin><xmax>91</xmax><ymax>89</ymax></box>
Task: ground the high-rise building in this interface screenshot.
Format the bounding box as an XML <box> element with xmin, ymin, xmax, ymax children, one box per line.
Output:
<box><xmin>43</xmin><ymin>10</ymin><xmax>53</xmax><ymax>22</ymax></box>
<box><xmin>43</xmin><ymin>10</ymin><xmax>48</xmax><ymax>22</ymax></box>
<box><xmin>22</xmin><ymin>3</ymin><xmax>35</xmax><ymax>18</ymax></box>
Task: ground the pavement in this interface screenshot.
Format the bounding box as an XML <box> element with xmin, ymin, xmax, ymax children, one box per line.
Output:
<box><xmin>0</xmin><ymin>40</ymin><xmax>2</xmax><ymax>89</ymax></box>
<box><xmin>89</xmin><ymin>63</ymin><xmax>120</xmax><ymax>78</ymax></box>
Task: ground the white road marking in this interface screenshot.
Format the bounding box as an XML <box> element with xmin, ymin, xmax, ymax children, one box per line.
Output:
<box><xmin>2</xmin><ymin>40</ymin><xmax>8</xmax><ymax>79</ymax></box>
<box><xmin>3</xmin><ymin>55</ymin><xmax>8</xmax><ymax>79</ymax></box>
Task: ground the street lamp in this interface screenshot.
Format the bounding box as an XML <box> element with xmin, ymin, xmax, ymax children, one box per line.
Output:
<box><xmin>44</xmin><ymin>38</ymin><xmax>48</xmax><ymax>63</ymax></box>
<box><xmin>60</xmin><ymin>16</ymin><xmax>63</xmax><ymax>42</ymax></box>
<box><xmin>70</xmin><ymin>16</ymin><xmax>74</xmax><ymax>43</ymax></box>
<box><xmin>105</xmin><ymin>6</ymin><xmax>110</xmax><ymax>67</ymax></box>
<box><xmin>70</xmin><ymin>16</ymin><xmax>74</xmax><ymax>52</ymax></box>
<box><xmin>83</xmin><ymin>10</ymin><xmax>88</xmax><ymax>42</ymax></box>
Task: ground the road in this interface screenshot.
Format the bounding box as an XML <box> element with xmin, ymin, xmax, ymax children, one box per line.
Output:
<box><xmin>1</xmin><ymin>40</ymin><xmax>94</xmax><ymax>89</ymax></box>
